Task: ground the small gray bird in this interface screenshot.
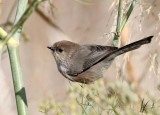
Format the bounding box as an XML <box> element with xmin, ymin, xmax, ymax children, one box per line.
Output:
<box><xmin>48</xmin><ymin>36</ymin><xmax>153</xmax><ymax>84</ymax></box>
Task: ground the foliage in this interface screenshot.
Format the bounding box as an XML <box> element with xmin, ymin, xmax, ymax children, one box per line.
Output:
<box><xmin>39</xmin><ymin>80</ymin><xmax>160</xmax><ymax>115</ymax></box>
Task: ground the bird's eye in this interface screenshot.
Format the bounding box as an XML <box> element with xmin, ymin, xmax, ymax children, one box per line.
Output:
<box><xmin>57</xmin><ymin>48</ymin><xmax>63</xmax><ymax>53</ymax></box>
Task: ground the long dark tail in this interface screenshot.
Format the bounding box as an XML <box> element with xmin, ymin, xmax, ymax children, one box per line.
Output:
<box><xmin>80</xmin><ymin>36</ymin><xmax>153</xmax><ymax>74</ymax></box>
<box><xmin>106</xmin><ymin>36</ymin><xmax>153</xmax><ymax>60</ymax></box>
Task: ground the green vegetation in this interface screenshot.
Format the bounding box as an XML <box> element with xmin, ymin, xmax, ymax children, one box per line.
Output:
<box><xmin>39</xmin><ymin>80</ymin><xmax>159</xmax><ymax>115</ymax></box>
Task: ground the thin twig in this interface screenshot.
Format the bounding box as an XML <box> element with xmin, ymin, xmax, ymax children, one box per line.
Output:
<box><xmin>36</xmin><ymin>7</ymin><xmax>64</xmax><ymax>32</ymax></box>
<box><xmin>28</xmin><ymin>0</ymin><xmax>64</xmax><ymax>32</ymax></box>
<box><xmin>0</xmin><ymin>0</ymin><xmax>46</xmax><ymax>49</ymax></box>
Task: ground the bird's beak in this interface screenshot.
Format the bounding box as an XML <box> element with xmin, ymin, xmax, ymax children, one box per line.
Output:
<box><xmin>47</xmin><ymin>46</ymin><xmax>55</xmax><ymax>51</ymax></box>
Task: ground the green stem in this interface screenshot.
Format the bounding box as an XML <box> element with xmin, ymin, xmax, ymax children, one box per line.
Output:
<box><xmin>112</xmin><ymin>0</ymin><xmax>123</xmax><ymax>46</ymax></box>
<box><xmin>8</xmin><ymin>45</ymin><xmax>28</xmax><ymax>115</ymax></box>
<box><xmin>116</xmin><ymin>0</ymin><xmax>123</xmax><ymax>33</ymax></box>
<box><xmin>83</xmin><ymin>101</ymin><xmax>93</xmax><ymax>115</ymax></box>
<box><xmin>8</xmin><ymin>0</ymin><xmax>28</xmax><ymax>115</ymax></box>
<box><xmin>3</xmin><ymin>0</ymin><xmax>46</xmax><ymax>115</ymax></box>
<box><xmin>112</xmin><ymin>0</ymin><xmax>137</xmax><ymax>46</ymax></box>
<box><xmin>119</xmin><ymin>0</ymin><xmax>137</xmax><ymax>32</ymax></box>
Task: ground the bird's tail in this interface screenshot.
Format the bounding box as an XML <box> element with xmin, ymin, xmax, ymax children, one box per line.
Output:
<box><xmin>106</xmin><ymin>36</ymin><xmax>153</xmax><ymax>60</ymax></box>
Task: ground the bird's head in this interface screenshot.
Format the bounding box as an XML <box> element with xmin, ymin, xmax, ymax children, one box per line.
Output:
<box><xmin>47</xmin><ymin>40</ymin><xmax>80</xmax><ymax>63</ymax></box>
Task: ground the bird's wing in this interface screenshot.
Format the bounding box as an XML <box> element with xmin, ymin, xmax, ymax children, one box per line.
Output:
<box><xmin>81</xmin><ymin>45</ymin><xmax>118</xmax><ymax>72</ymax></box>
<box><xmin>67</xmin><ymin>45</ymin><xmax>118</xmax><ymax>76</ymax></box>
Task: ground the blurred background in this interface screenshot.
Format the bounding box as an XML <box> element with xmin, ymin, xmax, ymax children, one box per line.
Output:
<box><xmin>0</xmin><ymin>0</ymin><xmax>160</xmax><ymax>114</ymax></box>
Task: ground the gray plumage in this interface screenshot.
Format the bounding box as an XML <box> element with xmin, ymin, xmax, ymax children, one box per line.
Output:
<box><xmin>48</xmin><ymin>36</ymin><xmax>153</xmax><ymax>84</ymax></box>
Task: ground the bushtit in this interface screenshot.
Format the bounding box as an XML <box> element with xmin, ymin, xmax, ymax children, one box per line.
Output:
<box><xmin>48</xmin><ymin>36</ymin><xmax>153</xmax><ymax>84</ymax></box>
